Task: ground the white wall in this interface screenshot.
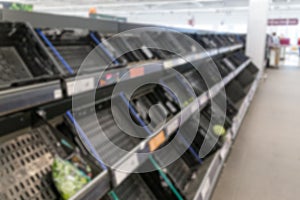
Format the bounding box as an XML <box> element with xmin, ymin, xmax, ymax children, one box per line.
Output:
<box><xmin>118</xmin><ymin>10</ymin><xmax>248</xmax><ymax>33</ymax></box>
<box><xmin>246</xmin><ymin>0</ymin><xmax>269</xmax><ymax>68</ymax></box>
<box><xmin>267</xmin><ymin>10</ymin><xmax>300</xmax><ymax>45</ymax></box>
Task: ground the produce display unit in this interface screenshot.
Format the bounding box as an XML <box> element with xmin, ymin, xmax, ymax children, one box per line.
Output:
<box><xmin>0</xmin><ymin>11</ymin><xmax>261</xmax><ymax>200</ymax></box>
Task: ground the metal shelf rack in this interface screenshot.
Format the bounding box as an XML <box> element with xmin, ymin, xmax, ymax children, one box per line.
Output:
<box><xmin>0</xmin><ymin>10</ymin><xmax>262</xmax><ymax>200</ymax></box>
<box><xmin>192</xmin><ymin>68</ymin><xmax>262</xmax><ymax>200</ymax></box>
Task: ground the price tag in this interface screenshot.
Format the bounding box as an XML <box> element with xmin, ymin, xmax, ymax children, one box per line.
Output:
<box><xmin>99</xmin><ymin>80</ymin><xmax>106</xmax><ymax>87</ymax></box>
<box><xmin>163</xmin><ymin>60</ymin><xmax>174</xmax><ymax>69</ymax></box>
<box><xmin>210</xmin><ymin>85</ymin><xmax>220</xmax><ymax>97</ymax></box>
<box><xmin>201</xmin><ymin>52</ymin><xmax>207</xmax><ymax>59</ymax></box>
<box><xmin>175</xmin><ymin>58</ymin><xmax>186</xmax><ymax>66</ymax></box>
<box><xmin>53</xmin><ymin>89</ymin><xmax>62</xmax><ymax>99</ymax></box>
<box><xmin>190</xmin><ymin>102</ymin><xmax>198</xmax><ymax>113</ymax></box>
<box><xmin>219</xmin><ymin>48</ymin><xmax>225</xmax><ymax>54</ymax></box>
<box><xmin>114</xmin><ymin>154</ymin><xmax>139</xmax><ymax>185</ymax></box>
<box><xmin>130</xmin><ymin>67</ymin><xmax>144</xmax><ymax>78</ymax></box>
<box><xmin>192</xmin><ymin>54</ymin><xmax>201</xmax><ymax>61</ymax></box>
<box><xmin>224</xmin><ymin>75</ymin><xmax>232</xmax><ymax>84</ymax></box>
<box><xmin>240</xmin><ymin>103</ymin><xmax>247</xmax><ymax>117</ymax></box>
<box><xmin>220</xmin><ymin>146</ymin><xmax>227</xmax><ymax>161</ymax></box>
<box><xmin>66</xmin><ymin>77</ymin><xmax>95</xmax><ymax>96</ymax></box>
<box><xmin>232</xmin><ymin>123</ymin><xmax>237</xmax><ymax>134</ymax></box>
<box><xmin>249</xmin><ymin>87</ymin><xmax>256</xmax><ymax>100</ymax></box>
<box><xmin>185</xmin><ymin>54</ymin><xmax>192</xmax><ymax>61</ymax></box>
<box><xmin>227</xmin><ymin>133</ymin><xmax>232</xmax><ymax>141</ymax></box>
<box><xmin>193</xmin><ymin>54</ymin><xmax>199</xmax><ymax>60</ymax></box>
<box><xmin>148</xmin><ymin>131</ymin><xmax>166</xmax><ymax>152</ymax></box>
<box><xmin>66</xmin><ymin>81</ymin><xmax>75</xmax><ymax>96</ymax></box>
<box><xmin>191</xmin><ymin>54</ymin><xmax>198</xmax><ymax>62</ymax></box>
<box><xmin>139</xmin><ymin>141</ymin><xmax>147</xmax><ymax>151</ymax></box>
<box><xmin>166</xmin><ymin>119</ymin><xmax>179</xmax><ymax>136</ymax></box>
<box><xmin>113</xmin><ymin>171</ymin><xmax>129</xmax><ymax>186</ymax></box>
<box><xmin>220</xmin><ymin>139</ymin><xmax>230</xmax><ymax>161</ymax></box>
<box><xmin>198</xmin><ymin>52</ymin><xmax>205</xmax><ymax>59</ymax></box>
<box><xmin>249</xmin><ymin>91</ymin><xmax>254</xmax><ymax>100</ymax></box>
<box><xmin>201</xmin><ymin>178</ymin><xmax>211</xmax><ymax>199</ymax></box>
<box><xmin>209</xmin><ymin>50</ymin><xmax>216</xmax><ymax>57</ymax></box>
<box><xmin>199</xmin><ymin>94</ymin><xmax>209</xmax><ymax>105</ymax></box>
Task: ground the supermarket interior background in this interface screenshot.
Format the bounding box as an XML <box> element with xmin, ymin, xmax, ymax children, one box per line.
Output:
<box><xmin>0</xmin><ymin>0</ymin><xmax>300</xmax><ymax>200</ymax></box>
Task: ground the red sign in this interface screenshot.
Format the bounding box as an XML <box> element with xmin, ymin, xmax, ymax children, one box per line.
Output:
<box><xmin>288</xmin><ymin>18</ymin><xmax>298</xmax><ymax>25</ymax></box>
<box><xmin>268</xmin><ymin>18</ymin><xmax>298</xmax><ymax>26</ymax></box>
<box><xmin>280</xmin><ymin>38</ymin><xmax>290</xmax><ymax>45</ymax></box>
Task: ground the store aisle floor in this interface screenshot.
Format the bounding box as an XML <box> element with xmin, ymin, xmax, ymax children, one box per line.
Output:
<box><xmin>211</xmin><ymin>68</ymin><xmax>300</xmax><ymax>200</ymax></box>
<box><xmin>279</xmin><ymin>53</ymin><xmax>300</xmax><ymax>68</ymax></box>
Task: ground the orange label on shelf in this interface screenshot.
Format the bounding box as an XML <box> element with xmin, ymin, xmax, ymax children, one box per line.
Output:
<box><xmin>130</xmin><ymin>67</ymin><xmax>144</xmax><ymax>78</ymax></box>
<box><xmin>149</xmin><ymin>131</ymin><xmax>166</xmax><ymax>152</ymax></box>
<box><xmin>99</xmin><ymin>80</ymin><xmax>106</xmax><ymax>86</ymax></box>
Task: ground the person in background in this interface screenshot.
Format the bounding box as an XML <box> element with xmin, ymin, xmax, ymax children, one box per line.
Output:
<box><xmin>271</xmin><ymin>32</ymin><xmax>280</xmax><ymax>46</ymax></box>
<box><xmin>269</xmin><ymin>32</ymin><xmax>280</xmax><ymax>68</ymax></box>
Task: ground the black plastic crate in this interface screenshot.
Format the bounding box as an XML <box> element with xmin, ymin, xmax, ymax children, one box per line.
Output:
<box><xmin>236</xmin><ymin>68</ymin><xmax>255</xmax><ymax>87</ymax></box>
<box><xmin>151</xmin><ymin>121</ymin><xmax>215</xmax><ymax>200</ymax></box>
<box><xmin>160</xmin><ymin>74</ymin><xmax>195</xmax><ymax>108</ymax></box>
<box><xmin>225</xmin><ymin>80</ymin><xmax>247</xmax><ymax>103</ymax></box>
<box><xmin>108</xmin><ymin>174</ymin><xmax>157</xmax><ymax>200</ymax></box>
<box><xmin>202</xmin><ymin>103</ymin><xmax>232</xmax><ymax>129</ymax></box>
<box><xmin>65</xmin><ymin>94</ymin><xmax>148</xmax><ymax>167</ymax></box>
<box><xmin>0</xmin><ymin>22</ymin><xmax>62</xmax><ymax>88</ymax></box>
<box><xmin>139</xmin><ymin>31</ymin><xmax>174</xmax><ymax>59</ymax></box>
<box><xmin>196</xmin><ymin>34</ymin><xmax>218</xmax><ymax>49</ymax></box>
<box><xmin>215</xmin><ymin>60</ymin><xmax>232</xmax><ymax>77</ymax></box>
<box><xmin>139</xmin><ymin>159</ymin><xmax>182</xmax><ymax>200</ymax></box>
<box><xmin>228</xmin><ymin>51</ymin><xmax>249</xmax><ymax>66</ymax></box>
<box><xmin>170</xmin><ymin>32</ymin><xmax>197</xmax><ymax>54</ymax></box>
<box><xmin>182</xmin><ymin>69</ymin><xmax>208</xmax><ymax>96</ymax></box>
<box><xmin>247</xmin><ymin>62</ymin><xmax>259</xmax><ymax>74</ymax></box>
<box><xmin>213</xmin><ymin>93</ymin><xmax>239</xmax><ymax>120</ymax></box>
<box><xmin>37</xmin><ymin>29</ymin><xmax>121</xmax><ymax>74</ymax></box>
<box><xmin>150</xmin><ymin>32</ymin><xmax>186</xmax><ymax>55</ymax></box>
<box><xmin>196</xmin><ymin>62</ymin><xmax>221</xmax><ymax>86</ymax></box>
<box><xmin>103</xmin><ymin>35</ymin><xmax>145</xmax><ymax>63</ymax></box>
<box><xmin>154</xmin><ymin>146</ymin><xmax>193</xmax><ymax>192</ymax></box>
<box><xmin>212</xmin><ymin>35</ymin><xmax>229</xmax><ymax>47</ymax></box>
<box><xmin>0</xmin><ymin>113</ymin><xmax>104</xmax><ymax>200</ymax></box>
<box><xmin>196</xmin><ymin>108</ymin><xmax>226</xmax><ymax>151</ymax></box>
<box><xmin>105</xmin><ymin>161</ymin><xmax>182</xmax><ymax>200</ymax></box>
<box><xmin>222</xmin><ymin>57</ymin><xmax>237</xmax><ymax>71</ymax></box>
<box><xmin>0</xmin><ymin>126</ymin><xmax>61</xmax><ymax>200</ymax></box>
<box><xmin>130</xmin><ymin>84</ymin><xmax>180</xmax><ymax>131</ymax></box>
<box><xmin>122</xmin><ymin>35</ymin><xmax>154</xmax><ymax>60</ymax></box>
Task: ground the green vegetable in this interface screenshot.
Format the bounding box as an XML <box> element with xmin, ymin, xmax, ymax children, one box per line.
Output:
<box><xmin>213</xmin><ymin>125</ymin><xmax>226</xmax><ymax>136</ymax></box>
<box><xmin>52</xmin><ymin>157</ymin><xmax>91</xmax><ymax>200</ymax></box>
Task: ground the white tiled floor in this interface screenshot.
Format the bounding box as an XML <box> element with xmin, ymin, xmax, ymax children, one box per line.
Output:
<box><xmin>211</xmin><ymin>68</ymin><xmax>300</xmax><ymax>200</ymax></box>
